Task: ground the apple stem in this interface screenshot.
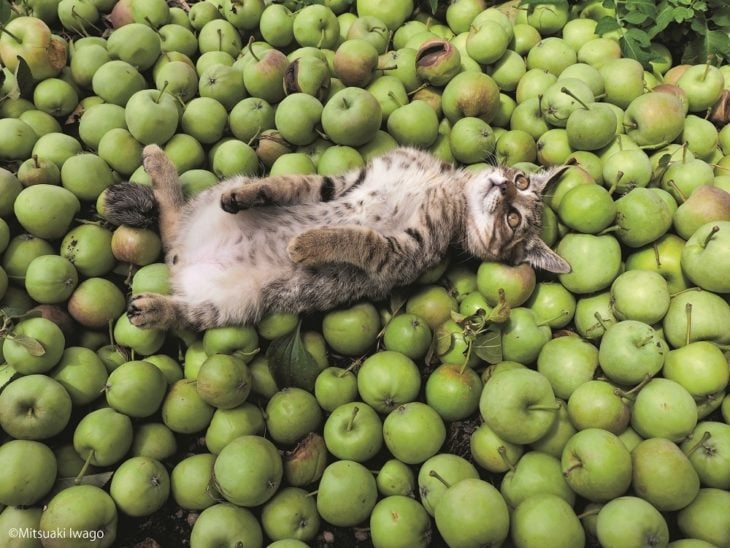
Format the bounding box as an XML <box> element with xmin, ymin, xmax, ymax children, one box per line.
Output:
<box><xmin>305</xmin><ymin>490</ymin><xmax>319</xmax><ymax>498</ymax></box>
<box><xmin>346</xmin><ymin>405</ymin><xmax>360</xmax><ymax>432</ymax></box>
<box><xmin>636</xmin><ymin>334</ymin><xmax>655</xmax><ymax>347</ymax></box>
<box><xmin>606</xmin><ymin>171</ymin><xmax>621</xmax><ymax>195</ymax></box>
<box><xmin>71</xmin><ymin>6</ymin><xmax>98</xmax><ymax>36</ymax></box>
<box><xmin>616</xmin><ymin>374</ymin><xmax>651</xmax><ymax>398</ymax></box>
<box><xmin>577</xmin><ymin>508</ymin><xmax>601</xmax><ymax>520</ymax></box>
<box><xmin>560</xmin><ymin>87</ymin><xmax>590</xmax><ymax>110</ymax></box>
<box><xmin>156</xmin><ymin>81</ymin><xmax>169</xmax><ymax>104</ymax></box>
<box><xmin>247</xmin><ymin>36</ymin><xmax>260</xmax><ymax>63</ymax></box>
<box><xmin>702</xmin><ymin>62</ymin><xmax>710</xmax><ymax>82</ymax></box>
<box><xmin>317</xmin><ymin>28</ymin><xmax>325</xmax><ymax>49</ymax></box>
<box><xmin>537</xmin><ymin>310</ymin><xmax>569</xmax><ymax>327</ymax></box>
<box><xmin>217</xmin><ymin>28</ymin><xmax>223</xmax><ymax>51</ymax></box>
<box><xmin>74</xmin><ymin>450</ymin><xmax>95</xmax><ymax>484</ymax></box>
<box><xmin>428</xmin><ymin>469</ymin><xmax>451</xmax><ymax>489</ymax></box>
<box><xmin>0</xmin><ymin>26</ymin><xmax>21</xmax><ymax>43</ymax></box>
<box><xmin>497</xmin><ymin>446</ymin><xmax>516</xmax><ymax>472</ymax></box>
<box><xmin>665</xmin><ymin>179</ymin><xmax>687</xmax><ymax>203</ymax></box>
<box><xmin>652</xmin><ymin>242</ymin><xmax>662</xmax><ymax>268</ymax></box>
<box><xmin>593</xmin><ymin>312</ymin><xmax>610</xmax><ymax>331</ymax></box>
<box><xmin>702</xmin><ymin>225</ymin><xmax>719</xmax><ymax>248</ymax></box>
<box><xmin>684</xmin><ymin>430</ymin><xmax>712</xmax><ymax>456</ymax></box>
<box><xmin>407</xmin><ymin>83</ymin><xmax>429</xmax><ymax>97</ymax></box>
<box><xmin>562</xmin><ymin>461</ymin><xmax>582</xmax><ymax>476</ymax></box>
<box><xmin>681</xmin><ymin>141</ymin><xmax>689</xmax><ymax>164</ymax></box>
<box><xmin>597</xmin><ymin>225</ymin><xmax>620</xmax><ymax>235</ymax></box>
<box><xmin>685</xmin><ymin>302</ymin><xmax>693</xmax><ymax>346</ymax></box>
<box><xmin>32</xmin><ymin>154</ymin><xmax>39</xmax><ymax>169</ymax></box>
<box><xmin>537</xmin><ymin>94</ymin><xmax>544</xmax><ymax>117</ymax></box>
<box><xmin>387</xmin><ymin>91</ymin><xmax>405</xmax><ymax>108</ymax></box>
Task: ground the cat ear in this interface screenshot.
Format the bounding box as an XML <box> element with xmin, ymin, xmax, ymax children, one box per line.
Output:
<box><xmin>524</xmin><ymin>238</ymin><xmax>571</xmax><ymax>274</ymax></box>
<box><xmin>533</xmin><ymin>165</ymin><xmax>570</xmax><ymax>194</ymax></box>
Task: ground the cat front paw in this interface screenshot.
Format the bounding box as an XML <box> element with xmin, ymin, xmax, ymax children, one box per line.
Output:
<box><xmin>220</xmin><ymin>186</ymin><xmax>272</xmax><ymax>214</ymax></box>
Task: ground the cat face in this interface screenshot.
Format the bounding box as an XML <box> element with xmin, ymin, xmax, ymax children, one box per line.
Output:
<box><xmin>464</xmin><ymin>166</ymin><xmax>571</xmax><ymax>274</ymax></box>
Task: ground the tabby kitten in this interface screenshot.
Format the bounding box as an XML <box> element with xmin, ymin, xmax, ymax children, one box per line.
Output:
<box><xmin>104</xmin><ymin>145</ymin><xmax>570</xmax><ymax>330</ymax></box>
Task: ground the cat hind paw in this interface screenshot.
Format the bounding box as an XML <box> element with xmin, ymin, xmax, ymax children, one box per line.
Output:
<box><xmin>142</xmin><ymin>145</ymin><xmax>173</xmax><ymax>179</ymax></box>
<box><xmin>287</xmin><ymin>232</ymin><xmax>323</xmax><ymax>267</ymax></box>
<box><xmin>127</xmin><ymin>293</ymin><xmax>168</xmax><ymax>330</ymax></box>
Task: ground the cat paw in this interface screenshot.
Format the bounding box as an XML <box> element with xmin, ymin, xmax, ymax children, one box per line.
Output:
<box><xmin>141</xmin><ymin>145</ymin><xmax>169</xmax><ymax>178</ymax></box>
<box><xmin>220</xmin><ymin>186</ymin><xmax>271</xmax><ymax>214</ymax></box>
<box><xmin>127</xmin><ymin>293</ymin><xmax>167</xmax><ymax>329</ymax></box>
<box><xmin>287</xmin><ymin>233</ymin><xmax>322</xmax><ymax>266</ymax></box>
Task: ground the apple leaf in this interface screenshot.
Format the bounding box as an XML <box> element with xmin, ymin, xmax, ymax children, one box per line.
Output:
<box><xmin>14</xmin><ymin>56</ymin><xmax>34</xmax><ymax>98</ymax></box>
<box><xmin>266</xmin><ymin>321</ymin><xmax>321</xmax><ymax>392</ymax></box>
<box><xmin>6</xmin><ymin>334</ymin><xmax>47</xmax><ymax>356</ymax></box>
<box><xmin>0</xmin><ymin>364</ymin><xmax>17</xmax><ymax>391</ymax></box>
<box><xmin>0</xmin><ymin>1</ymin><xmax>11</xmax><ymax>25</ymax></box>
<box><xmin>427</xmin><ymin>0</ymin><xmax>438</xmax><ymax>15</ymax></box>
<box><xmin>54</xmin><ymin>471</ymin><xmax>114</xmax><ymax>494</ymax></box>
<box><xmin>471</xmin><ymin>325</ymin><xmax>502</xmax><ymax>364</ymax></box>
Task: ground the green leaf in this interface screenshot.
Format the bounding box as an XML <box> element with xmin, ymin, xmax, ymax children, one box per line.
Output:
<box><xmin>595</xmin><ymin>16</ymin><xmax>621</xmax><ymax>35</ymax></box>
<box><xmin>266</xmin><ymin>321</ymin><xmax>321</xmax><ymax>392</ymax></box>
<box><xmin>622</xmin><ymin>11</ymin><xmax>651</xmax><ymax>25</ymax></box>
<box><xmin>53</xmin><ymin>471</ymin><xmax>114</xmax><ymax>494</ymax></box>
<box><xmin>14</xmin><ymin>56</ymin><xmax>34</xmax><ymax>98</ymax></box>
<box><xmin>471</xmin><ymin>325</ymin><xmax>502</xmax><ymax>364</ymax></box>
<box><xmin>486</xmin><ymin>289</ymin><xmax>511</xmax><ymax>324</ymax></box>
<box><xmin>0</xmin><ymin>1</ymin><xmax>11</xmax><ymax>25</ymax></box>
<box><xmin>0</xmin><ymin>364</ymin><xmax>17</xmax><ymax>391</ymax></box>
<box><xmin>428</xmin><ymin>0</ymin><xmax>438</xmax><ymax>15</ymax></box>
<box><xmin>7</xmin><ymin>334</ymin><xmax>46</xmax><ymax>356</ymax></box>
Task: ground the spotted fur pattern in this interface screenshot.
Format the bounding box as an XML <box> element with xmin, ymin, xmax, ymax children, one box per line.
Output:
<box><xmin>107</xmin><ymin>145</ymin><xmax>569</xmax><ymax>330</ymax></box>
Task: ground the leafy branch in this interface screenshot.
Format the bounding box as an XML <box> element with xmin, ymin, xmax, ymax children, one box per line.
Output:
<box><xmin>596</xmin><ymin>0</ymin><xmax>730</xmax><ymax>67</ymax></box>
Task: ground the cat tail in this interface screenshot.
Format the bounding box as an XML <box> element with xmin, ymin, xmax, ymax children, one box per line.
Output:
<box><xmin>102</xmin><ymin>182</ymin><xmax>159</xmax><ymax>229</ymax></box>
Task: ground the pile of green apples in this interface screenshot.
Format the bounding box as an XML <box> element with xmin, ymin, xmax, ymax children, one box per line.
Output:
<box><xmin>0</xmin><ymin>0</ymin><xmax>729</xmax><ymax>546</ymax></box>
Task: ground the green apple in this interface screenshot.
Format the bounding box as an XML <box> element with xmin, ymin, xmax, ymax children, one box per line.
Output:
<box><xmin>0</xmin><ymin>374</ymin><xmax>72</xmax><ymax>440</ymax></box>
<box><xmin>435</xmin><ymin>478</ymin><xmax>510</xmax><ymax>548</ymax></box>
<box><xmin>107</xmin><ymin>22</ymin><xmax>161</xmax><ymax>71</ymax></box>
<box><xmin>110</xmin><ymin>456</ymin><xmax>170</xmax><ymax>517</ymax></box>
<box><xmin>480</xmin><ymin>367</ymin><xmax>559</xmax><ymax>444</ymax></box>
<box><xmin>537</xmin><ymin>335</ymin><xmax>598</xmax><ymax>400</ymax></box>
<box><xmin>526</xmin><ymin>37</ymin><xmax>577</xmax><ymax>76</ymax></box>
<box><xmin>561</xmin><ymin>428</ymin><xmax>632</xmax><ymax>502</ymax></box>
<box><xmin>383</xmin><ymin>402</ymin><xmax>446</xmax><ymax>464</ymax></box>
<box><xmin>73</xmin><ymin>407</ymin><xmax>134</xmax><ymax>468</ymax></box>
<box><xmin>663</xmin><ymin>289</ymin><xmax>730</xmax><ymax>348</ymax></box>
<box><xmin>131</xmin><ymin>422</ymin><xmax>178</xmax><ymax>460</ymax></box>
<box><xmin>14</xmin><ymin>184</ymin><xmax>80</xmax><ymax>240</ymax></box>
<box><xmin>265</xmin><ymin>387</ymin><xmax>322</xmax><ymax>446</ymax></box>
<box><xmin>124</xmin><ymin>89</ymin><xmax>179</xmax><ymax>145</ymax></box>
<box><xmin>170</xmin><ymin>453</ymin><xmax>218</xmax><ymax>510</ymax></box>
<box><xmin>501</xmin><ymin>450</ymin><xmax>575</xmax><ymax>508</ymax></box>
<box><xmin>556</xmin><ymin>233</ymin><xmax>622</xmax><ymax>294</ymax></box>
<box><xmin>0</xmin><ymin>16</ymin><xmax>66</xmax><ymax>81</ymax></box>
<box><xmin>682</xmin><ymin>221</ymin><xmax>730</xmax><ymax>293</ymax></box>
<box><xmin>470</xmin><ymin>421</ymin><xmax>524</xmax><ymax>473</ymax></box>
<box><xmin>51</xmin><ymin>346</ymin><xmax>108</xmax><ymax>406</ymax></box>
<box><xmin>323</xmin><ymin>401</ymin><xmax>382</xmax><ymax>462</ymax></box>
<box><xmin>632</xmin><ymin>437</ymin><xmax>700</xmax><ymax>511</ymax></box>
<box><xmin>214</xmin><ymin>434</ymin><xmax>282</xmax><ymax>507</ymax></box>
<box><xmin>205</xmin><ymin>403</ymin><xmax>265</xmax><ymax>454</ymax></box>
<box><xmin>567</xmin><ymin>379</ymin><xmax>631</xmax><ymax>434</ymax></box>
<box><xmin>596</xmin><ymin>496</ymin><xmax>669</xmax><ymax>548</ymax></box>
<box><xmin>106</xmin><ymin>359</ymin><xmax>167</xmax><ymax>418</ymax></box>
<box><xmin>162</xmin><ymin>379</ymin><xmax>215</xmax><ymax>434</ymax></box>
<box><xmin>623</xmin><ymin>91</ymin><xmax>686</xmax><ymax>148</ymax></box>
<box><xmin>631</xmin><ymin>378</ymin><xmax>698</xmax><ymax>442</ymax></box>
<box><xmin>91</xmin><ymin>59</ymin><xmax>147</xmax><ymax>106</ymax></box>
<box><xmin>275</xmin><ymin>93</ymin><xmax>324</xmax><ymax>146</ymax></box>
<box><xmin>442</xmin><ymin>70</ymin><xmax>500</xmax><ymax>123</ymax></box>
<box><xmin>625</xmin><ymin>233</ymin><xmax>691</xmax><ymax>294</ymax></box>
<box><xmin>500</xmin><ymin>307</ymin><xmax>553</xmax><ymax>365</ymax></box>
<box><xmin>316</xmin><ymin>459</ymin><xmax>378</xmax><ymax>526</ymax></box>
<box><xmin>322</xmin><ymin>87</ymin><xmax>382</xmax><ymax>146</ymax></box>
<box><xmin>387</xmin><ymin>99</ymin><xmax>439</xmax><ymax>147</ymax></box>
<box><xmin>39</xmin><ymin>484</ymin><xmax>117</xmax><ymax>548</ymax></box>
<box><xmin>677</xmin><ymin>488</ymin><xmax>730</xmax><ymax>547</ymax></box>
<box><xmin>664</xmin><ymin>342</ymin><xmax>729</xmax><ymax>399</ymax></box>
<box><xmin>190</xmin><ymin>503</ymin><xmax>262</xmax><ymax>547</ymax></box>
<box><xmin>677</xmin><ymin>64</ymin><xmax>725</xmax><ymax>113</ymax></box>
<box><xmin>511</xmin><ymin>493</ymin><xmax>585</xmax><ymax>548</ymax></box>
<box><xmin>3</xmin><ymin>317</ymin><xmax>65</xmax><ymax>375</ymax></box>
<box><xmin>610</xmin><ymin>270</ymin><xmax>670</xmax><ymax>324</ymax></box>
<box><xmin>370</xmin><ymin>495</ymin><xmax>431</xmax><ymax>548</ymax></box>
<box><xmin>681</xmin><ymin>421</ymin><xmax>730</xmax><ymax>489</ymax></box>
<box><xmin>292</xmin><ymin>4</ymin><xmax>339</xmax><ymax>49</ymax></box>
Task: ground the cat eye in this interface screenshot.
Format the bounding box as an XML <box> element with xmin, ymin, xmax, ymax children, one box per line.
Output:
<box><xmin>507</xmin><ymin>211</ymin><xmax>522</xmax><ymax>228</ymax></box>
<box><xmin>514</xmin><ymin>174</ymin><xmax>529</xmax><ymax>190</ymax></box>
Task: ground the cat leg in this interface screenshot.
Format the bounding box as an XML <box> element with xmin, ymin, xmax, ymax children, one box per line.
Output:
<box><xmin>142</xmin><ymin>145</ymin><xmax>185</xmax><ymax>248</ymax></box>
<box><xmin>127</xmin><ymin>293</ymin><xmax>185</xmax><ymax>330</ymax></box>
<box><xmin>288</xmin><ymin>225</ymin><xmax>431</xmax><ymax>275</ymax></box>
<box><xmin>128</xmin><ymin>293</ymin><xmax>225</xmax><ymax>330</ymax></box>
<box><xmin>220</xmin><ymin>165</ymin><xmax>368</xmax><ymax>212</ymax></box>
